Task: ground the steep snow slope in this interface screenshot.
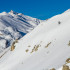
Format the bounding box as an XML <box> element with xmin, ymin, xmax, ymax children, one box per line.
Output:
<box><xmin>0</xmin><ymin>10</ymin><xmax>70</xmax><ymax>70</ymax></box>
<box><xmin>0</xmin><ymin>10</ymin><xmax>41</xmax><ymax>52</ymax></box>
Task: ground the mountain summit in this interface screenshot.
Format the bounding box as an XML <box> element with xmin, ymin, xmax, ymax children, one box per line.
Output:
<box><xmin>10</xmin><ymin>10</ymin><xmax>18</xmax><ymax>15</ymax></box>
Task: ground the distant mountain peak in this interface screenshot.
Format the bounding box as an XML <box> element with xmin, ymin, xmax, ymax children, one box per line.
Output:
<box><xmin>10</xmin><ymin>10</ymin><xmax>18</xmax><ymax>15</ymax></box>
<box><xmin>0</xmin><ymin>10</ymin><xmax>41</xmax><ymax>52</ymax></box>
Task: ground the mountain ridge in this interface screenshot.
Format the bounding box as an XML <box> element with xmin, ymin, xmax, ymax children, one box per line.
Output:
<box><xmin>0</xmin><ymin>9</ymin><xmax>69</xmax><ymax>70</ymax></box>
<box><xmin>0</xmin><ymin>10</ymin><xmax>42</xmax><ymax>52</ymax></box>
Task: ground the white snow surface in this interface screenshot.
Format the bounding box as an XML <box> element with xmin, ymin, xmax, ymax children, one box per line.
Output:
<box><xmin>0</xmin><ymin>10</ymin><xmax>70</xmax><ymax>70</ymax></box>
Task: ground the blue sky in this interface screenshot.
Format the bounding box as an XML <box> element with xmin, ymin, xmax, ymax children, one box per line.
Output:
<box><xmin>0</xmin><ymin>0</ymin><xmax>70</xmax><ymax>20</ymax></box>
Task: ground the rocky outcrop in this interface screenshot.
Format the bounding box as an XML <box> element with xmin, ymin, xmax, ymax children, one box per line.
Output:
<box><xmin>62</xmin><ymin>64</ymin><xmax>70</xmax><ymax>70</ymax></box>
<box><xmin>11</xmin><ymin>39</ymin><xmax>18</xmax><ymax>51</ymax></box>
<box><xmin>50</xmin><ymin>68</ymin><xmax>55</xmax><ymax>70</ymax></box>
<box><xmin>66</xmin><ymin>58</ymin><xmax>70</xmax><ymax>63</ymax></box>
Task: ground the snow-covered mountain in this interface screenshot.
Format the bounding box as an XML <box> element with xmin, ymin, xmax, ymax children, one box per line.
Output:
<box><xmin>0</xmin><ymin>10</ymin><xmax>42</xmax><ymax>52</ymax></box>
<box><xmin>0</xmin><ymin>9</ymin><xmax>70</xmax><ymax>70</ymax></box>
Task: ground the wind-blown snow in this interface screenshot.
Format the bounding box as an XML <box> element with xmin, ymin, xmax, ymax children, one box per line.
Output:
<box><xmin>0</xmin><ymin>9</ymin><xmax>70</xmax><ymax>70</ymax></box>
